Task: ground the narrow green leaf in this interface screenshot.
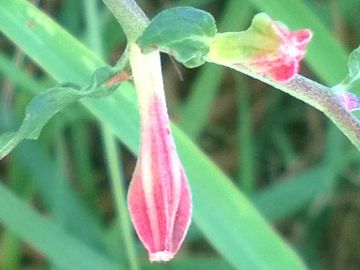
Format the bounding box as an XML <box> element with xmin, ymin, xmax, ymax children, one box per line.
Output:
<box><xmin>349</xmin><ymin>46</ymin><xmax>360</xmax><ymax>78</ymax></box>
<box><xmin>174</xmin><ymin>127</ymin><xmax>306</xmax><ymax>269</ymax></box>
<box><xmin>0</xmin><ymin>66</ymin><xmax>119</xmax><ymax>159</ymax></box>
<box><xmin>236</xmin><ymin>76</ymin><xmax>256</xmax><ymax>193</ymax></box>
<box><xmin>137</xmin><ymin>7</ymin><xmax>217</xmax><ymax>68</ymax></box>
<box><xmin>0</xmin><ymin>181</ymin><xmax>120</xmax><ymax>270</ymax></box>
<box><xmin>0</xmin><ymin>232</ymin><xmax>21</xmax><ymax>270</ymax></box>
<box><xmin>253</xmin><ymin>166</ymin><xmax>331</xmax><ymax>222</ymax></box>
<box><xmin>0</xmin><ymin>52</ymin><xmax>44</xmax><ymax>95</ymax></box>
<box><xmin>13</xmin><ymin>141</ymin><xmax>106</xmax><ymax>250</ymax></box>
<box><xmin>254</xmin><ymin>126</ymin><xmax>347</xmax><ymax>223</ymax></box>
<box><xmin>337</xmin><ymin>45</ymin><xmax>360</xmax><ymax>91</ymax></box>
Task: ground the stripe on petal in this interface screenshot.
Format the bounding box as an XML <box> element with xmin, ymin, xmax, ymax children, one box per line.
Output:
<box><xmin>128</xmin><ymin>45</ymin><xmax>192</xmax><ymax>262</ymax></box>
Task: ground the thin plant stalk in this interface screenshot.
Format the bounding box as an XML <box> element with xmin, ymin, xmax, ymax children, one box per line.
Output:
<box><xmin>102</xmin><ymin>128</ymin><xmax>140</xmax><ymax>270</ymax></box>
<box><xmin>235</xmin><ymin>74</ymin><xmax>256</xmax><ymax>194</ymax></box>
<box><xmin>102</xmin><ymin>0</ymin><xmax>148</xmax><ymax>42</ymax></box>
<box><xmin>226</xmin><ymin>64</ymin><xmax>360</xmax><ymax>150</ymax></box>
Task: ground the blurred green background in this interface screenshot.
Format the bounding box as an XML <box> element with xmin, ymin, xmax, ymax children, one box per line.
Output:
<box><xmin>0</xmin><ymin>0</ymin><xmax>360</xmax><ymax>269</ymax></box>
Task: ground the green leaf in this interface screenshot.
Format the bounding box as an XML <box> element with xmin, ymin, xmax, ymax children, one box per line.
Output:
<box><xmin>349</xmin><ymin>46</ymin><xmax>360</xmax><ymax>78</ymax></box>
<box><xmin>332</xmin><ymin>45</ymin><xmax>360</xmax><ymax>91</ymax></box>
<box><xmin>0</xmin><ymin>180</ymin><xmax>120</xmax><ymax>270</ymax></box>
<box><xmin>0</xmin><ymin>66</ymin><xmax>119</xmax><ymax>159</ymax></box>
<box><xmin>137</xmin><ymin>7</ymin><xmax>217</xmax><ymax>68</ymax></box>
<box><xmin>13</xmin><ymin>141</ymin><xmax>107</xmax><ymax>250</ymax></box>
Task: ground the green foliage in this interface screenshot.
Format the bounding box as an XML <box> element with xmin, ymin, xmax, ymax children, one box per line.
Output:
<box><xmin>349</xmin><ymin>46</ymin><xmax>360</xmax><ymax>79</ymax></box>
<box><xmin>0</xmin><ymin>0</ymin><xmax>359</xmax><ymax>270</ymax></box>
<box><xmin>0</xmin><ymin>66</ymin><xmax>119</xmax><ymax>159</ymax></box>
<box><xmin>137</xmin><ymin>7</ymin><xmax>217</xmax><ymax>68</ymax></box>
<box><xmin>0</xmin><ymin>179</ymin><xmax>121</xmax><ymax>270</ymax></box>
<box><xmin>332</xmin><ymin>44</ymin><xmax>360</xmax><ymax>92</ymax></box>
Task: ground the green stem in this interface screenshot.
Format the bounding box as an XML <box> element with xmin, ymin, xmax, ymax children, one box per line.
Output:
<box><xmin>102</xmin><ymin>0</ymin><xmax>148</xmax><ymax>42</ymax></box>
<box><xmin>235</xmin><ymin>75</ymin><xmax>255</xmax><ymax>194</ymax></box>
<box><xmin>102</xmin><ymin>128</ymin><xmax>139</xmax><ymax>270</ymax></box>
<box><xmin>84</xmin><ymin>0</ymin><xmax>104</xmax><ymax>57</ymax></box>
<box><xmin>227</xmin><ymin>63</ymin><xmax>360</xmax><ymax>151</ymax></box>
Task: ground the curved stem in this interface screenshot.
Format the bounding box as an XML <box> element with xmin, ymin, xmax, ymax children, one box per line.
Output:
<box><xmin>230</xmin><ymin>63</ymin><xmax>360</xmax><ymax>150</ymax></box>
<box><xmin>102</xmin><ymin>0</ymin><xmax>149</xmax><ymax>42</ymax></box>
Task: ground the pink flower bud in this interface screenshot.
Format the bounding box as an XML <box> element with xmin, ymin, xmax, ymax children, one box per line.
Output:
<box><xmin>249</xmin><ymin>21</ymin><xmax>312</xmax><ymax>82</ymax></box>
<box><xmin>128</xmin><ymin>45</ymin><xmax>192</xmax><ymax>262</ymax></box>
<box><xmin>207</xmin><ymin>13</ymin><xmax>312</xmax><ymax>82</ymax></box>
<box><xmin>339</xmin><ymin>92</ymin><xmax>360</xmax><ymax>111</ymax></box>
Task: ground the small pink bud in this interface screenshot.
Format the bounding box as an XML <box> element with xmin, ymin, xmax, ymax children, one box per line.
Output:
<box><xmin>128</xmin><ymin>45</ymin><xmax>192</xmax><ymax>262</ymax></box>
<box><xmin>207</xmin><ymin>13</ymin><xmax>313</xmax><ymax>82</ymax></box>
<box><xmin>249</xmin><ymin>22</ymin><xmax>312</xmax><ymax>82</ymax></box>
<box><xmin>339</xmin><ymin>92</ymin><xmax>360</xmax><ymax>111</ymax></box>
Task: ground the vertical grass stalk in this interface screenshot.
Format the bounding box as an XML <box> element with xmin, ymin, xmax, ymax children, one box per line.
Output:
<box><xmin>102</xmin><ymin>128</ymin><xmax>139</xmax><ymax>270</ymax></box>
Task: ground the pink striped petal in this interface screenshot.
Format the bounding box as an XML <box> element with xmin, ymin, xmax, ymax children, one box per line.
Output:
<box><xmin>128</xmin><ymin>94</ymin><xmax>192</xmax><ymax>262</ymax></box>
<box><xmin>248</xmin><ymin>23</ymin><xmax>312</xmax><ymax>82</ymax></box>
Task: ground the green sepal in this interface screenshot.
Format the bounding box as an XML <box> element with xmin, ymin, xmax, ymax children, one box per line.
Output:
<box><xmin>206</xmin><ymin>13</ymin><xmax>280</xmax><ymax>64</ymax></box>
<box><xmin>334</xmin><ymin>45</ymin><xmax>360</xmax><ymax>92</ymax></box>
<box><xmin>349</xmin><ymin>46</ymin><xmax>360</xmax><ymax>79</ymax></box>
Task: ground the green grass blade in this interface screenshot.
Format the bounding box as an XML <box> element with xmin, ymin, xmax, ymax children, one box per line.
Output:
<box><xmin>0</xmin><ymin>0</ymin><xmax>102</xmax><ymax>84</ymax></box>
<box><xmin>179</xmin><ymin>0</ymin><xmax>252</xmax><ymax>139</ymax></box>
<box><xmin>13</xmin><ymin>141</ymin><xmax>107</xmax><ymax>251</ymax></box>
<box><xmin>0</xmin><ymin>180</ymin><xmax>120</xmax><ymax>270</ymax></box>
<box><xmin>236</xmin><ymin>75</ymin><xmax>256</xmax><ymax>193</ymax></box>
<box><xmin>253</xmin><ymin>166</ymin><xmax>333</xmax><ymax>222</ymax></box>
<box><xmin>174</xmin><ymin>127</ymin><xmax>306</xmax><ymax>269</ymax></box>
<box><xmin>253</xmin><ymin>126</ymin><xmax>347</xmax><ymax>223</ymax></box>
<box><xmin>0</xmin><ymin>66</ymin><xmax>117</xmax><ymax>160</ymax></box>
<box><xmin>0</xmin><ymin>52</ymin><xmax>43</xmax><ymax>95</ymax></box>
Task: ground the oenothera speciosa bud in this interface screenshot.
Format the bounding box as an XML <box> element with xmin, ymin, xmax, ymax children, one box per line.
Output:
<box><xmin>137</xmin><ymin>8</ymin><xmax>312</xmax><ymax>83</ymax></box>
<box><xmin>128</xmin><ymin>44</ymin><xmax>192</xmax><ymax>262</ymax></box>
<box><xmin>206</xmin><ymin>13</ymin><xmax>312</xmax><ymax>82</ymax></box>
